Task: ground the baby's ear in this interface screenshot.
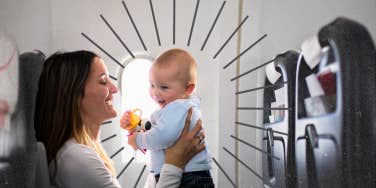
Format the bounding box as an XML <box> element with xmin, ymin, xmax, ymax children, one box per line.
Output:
<box><xmin>185</xmin><ymin>83</ymin><xmax>196</xmax><ymax>95</ymax></box>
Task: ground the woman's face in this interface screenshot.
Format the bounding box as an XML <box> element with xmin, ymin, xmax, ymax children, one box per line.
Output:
<box><xmin>80</xmin><ymin>57</ymin><xmax>118</xmax><ymax>124</ymax></box>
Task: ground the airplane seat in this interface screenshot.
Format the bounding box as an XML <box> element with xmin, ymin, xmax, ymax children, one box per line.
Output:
<box><xmin>318</xmin><ymin>17</ymin><xmax>376</xmax><ymax>187</ymax></box>
<box><xmin>295</xmin><ymin>17</ymin><xmax>376</xmax><ymax>188</ymax></box>
<box><xmin>0</xmin><ymin>45</ymin><xmax>49</xmax><ymax>187</ymax></box>
<box><xmin>35</xmin><ymin>141</ymin><xmax>52</xmax><ymax>188</ymax></box>
<box><xmin>18</xmin><ymin>51</ymin><xmax>51</xmax><ymax>188</ymax></box>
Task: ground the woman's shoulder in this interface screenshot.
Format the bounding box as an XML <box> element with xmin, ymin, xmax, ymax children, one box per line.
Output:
<box><xmin>51</xmin><ymin>139</ymin><xmax>117</xmax><ymax>187</ymax></box>
<box><xmin>57</xmin><ymin>139</ymin><xmax>98</xmax><ymax>161</ymax></box>
<box><xmin>54</xmin><ymin>139</ymin><xmax>100</xmax><ymax>173</ymax></box>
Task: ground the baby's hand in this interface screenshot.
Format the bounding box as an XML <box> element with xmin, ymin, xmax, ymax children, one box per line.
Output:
<box><xmin>127</xmin><ymin>132</ymin><xmax>138</xmax><ymax>150</ymax></box>
<box><xmin>120</xmin><ymin>111</ymin><xmax>135</xmax><ymax>131</ymax></box>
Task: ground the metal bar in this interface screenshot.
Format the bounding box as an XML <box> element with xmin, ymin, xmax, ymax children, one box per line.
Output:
<box><xmin>223</xmin><ymin>147</ymin><xmax>265</xmax><ymax>183</ymax></box>
<box><xmin>212</xmin><ymin>158</ymin><xmax>237</xmax><ymax>187</ymax></box>
<box><xmin>213</xmin><ymin>15</ymin><xmax>249</xmax><ymax>59</ymax></box>
<box><xmin>117</xmin><ymin>157</ymin><xmax>135</xmax><ymax>179</ymax></box>
<box><xmin>81</xmin><ymin>33</ymin><xmax>124</xmax><ymax>69</ymax></box>
<box><xmin>200</xmin><ymin>1</ymin><xmax>226</xmax><ymax>51</ymax></box>
<box><xmin>187</xmin><ymin>0</ymin><xmax>200</xmax><ymax>46</ymax></box>
<box><xmin>230</xmin><ymin>135</ymin><xmax>280</xmax><ymax>160</ymax></box>
<box><xmin>223</xmin><ymin>34</ymin><xmax>267</xmax><ymax>69</ymax></box>
<box><xmin>236</xmin><ymin>81</ymin><xmax>288</xmax><ymax>95</ymax></box>
<box><xmin>230</xmin><ymin>59</ymin><xmax>274</xmax><ymax>81</ymax></box>
<box><xmin>122</xmin><ymin>1</ymin><xmax>147</xmax><ymax>51</ymax></box>
<box><xmin>134</xmin><ymin>165</ymin><xmax>147</xmax><ymax>188</ymax></box>
<box><xmin>149</xmin><ymin>0</ymin><xmax>161</xmax><ymax>46</ymax></box>
<box><xmin>100</xmin><ymin>14</ymin><xmax>135</xmax><ymax>58</ymax></box>
<box><xmin>235</xmin><ymin>121</ymin><xmax>288</xmax><ymax>136</ymax></box>
<box><xmin>110</xmin><ymin>147</ymin><xmax>124</xmax><ymax>159</ymax></box>
<box><xmin>101</xmin><ymin>134</ymin><xmax>117</xmax><ymax>143</ymax></box>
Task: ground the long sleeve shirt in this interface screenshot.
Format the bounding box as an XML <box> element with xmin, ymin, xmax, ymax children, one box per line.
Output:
<box><xmin>49</xmin><ymin>138</ymin><xmax>183</xmax><ymax>188</ymax></box>
<box><xmin>136</xmin><ymin>96</ymin><xmax>211</xmax><ymax>174</ymax></box>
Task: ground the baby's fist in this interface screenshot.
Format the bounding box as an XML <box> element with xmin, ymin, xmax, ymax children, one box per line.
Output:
<box><xmin>120</xmin><ymin>111</ymin><xmax>131</xmax><ymax>129</ymax></box>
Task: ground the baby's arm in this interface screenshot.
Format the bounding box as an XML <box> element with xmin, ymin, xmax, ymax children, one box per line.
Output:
<box><xmin>127</xmin><ymin>131</ymin><xmax>139</xmax><ymax>150</ymax></box>
<box><xmin>137</xmin><ymin>105</ymin><xmax>196</xmax><ymax>150</ymax></box>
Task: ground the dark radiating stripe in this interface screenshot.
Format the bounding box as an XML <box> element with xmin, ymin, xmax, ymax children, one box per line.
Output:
<box><xmin>100</xmin><ymin>14</ymin><xmax>135</xmax><ymax>58</ymax></box>
<box><xmin>81</xmin><ymin>33</ymin><xmax>124</xmax><ymax>69</ymax></box>
<box><xmin>230</xmin><ymin>135</ymin><xmax>280</xmax><ymax>160</ymax></box>
<box><xmin>117</xmin><ymin>157</ymin><xmax>135</xmax><ymax>179</ymax></box>
<box><xmin>236</xmin><ymin>81</ymin><xmax>287</xmax><ymax>95</ymax></box>
<box><xmin>110</xmin><ymin>147</ymin><xmax>124</xmax><ymax>159</ymax></box>
<box><xmin>213</xmin><ymin>15</ymin><xmax>249</xmax><ymax>59</ymax></box>
<box><xmin>122</xmin><ymin>1</ymin><xmax>147</xmax><ymax>51</ymax></box>
<box><xmin>109</xmin><ymin>75</ymin><xmax>118</xmax><ymax>81</ymax></box>
<box><xmin>212</xmin><ymin>158</ymin><xmax>237</xmax><ymax>187</ymax></box>
<box><xmin>149</xmin><ymin>0</ymin><xmax>161</xmax><ymax>46</ymax></box>
<box><xmin>237</xmin><ymin>107</ymin><xmax>291</xmax><ymax>111</ymax></box>
<box><xmin>173</xmin><ymin>0</ymin><xmax>176</xmax><ymax>44</ymax></box>
<box><xmin>230</xmin><ymin>59</ymin><xmax>274</xmax><ymax>81</ymax></box>
<box><xmin>187</xmin><ymin>0</ymin><xmax>200</xmax><ymax>46</ymax></box>
<box><xmin>101</xmin><ymin>134</ymin><xmax>116</xmax><ymax>143</ymax></box>
<box><xmin>102</xmin><ymin>121</ymin><xmax>112</xmax><ymax>125</ymax></box>
<box><xmin>223</xmin><ymin>147</ymin><xmax>265</xmax><ymax>183</ymax></box>
<box><xmin>134</xmin><ymin>165</ymin><xmax>147</xmax><ymax>188</ymax></box>
<box><xmin>223</xmin><ymin>34</ymin><xmax>267</xmax><ymax>69</ymax></box>
<box><xmin>235</xmin><ymin>121</ymin><xmax>288</xmax><ymax>136</ymax></box>
<box><xmin>200</xmin><ymin>1</ymin><xmax>226</xmax><ymax>51</ymax></box>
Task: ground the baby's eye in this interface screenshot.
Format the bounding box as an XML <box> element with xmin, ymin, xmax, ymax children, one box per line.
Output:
<box><xmin>160</xmin><ymin>86</ymin><xmax>169</xmax><ymax>90</ymax></box>
<box><xmin>150</xmin><ymin>84</ymin><xmax>155</xmax><ymax>88</ymax></box>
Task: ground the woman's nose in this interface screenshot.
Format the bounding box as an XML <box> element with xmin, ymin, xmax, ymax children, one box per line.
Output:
<box><xmin>109</xmin><ymin>82</ymin><xmax>118</xmax><ymax>93</ymax></box>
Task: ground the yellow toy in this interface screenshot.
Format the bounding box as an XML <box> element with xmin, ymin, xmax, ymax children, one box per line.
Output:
<box><xmin>125</xmin><ymin>108</ymin><xmax>142</xmax><ymax>131</ymax></box>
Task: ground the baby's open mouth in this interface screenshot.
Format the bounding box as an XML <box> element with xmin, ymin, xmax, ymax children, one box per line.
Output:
<box><xmin>158</xmin><ymin>100</ymin><xmax>165</xmax><ymax>106</ymax></box>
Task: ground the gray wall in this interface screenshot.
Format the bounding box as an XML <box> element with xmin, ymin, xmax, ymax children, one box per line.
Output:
<box><xmin>0</xmin><ymin>0</ymin><xmax>52</xmax><ymax>54</ymax></box>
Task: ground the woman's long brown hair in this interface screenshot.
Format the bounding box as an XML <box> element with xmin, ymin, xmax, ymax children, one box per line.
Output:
<box><xmin>34</xmin><ymin>50</ymin><xmax>115</xmax><ymax>176</ymax></box>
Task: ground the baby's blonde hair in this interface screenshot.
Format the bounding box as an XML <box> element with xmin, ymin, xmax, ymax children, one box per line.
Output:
<box><xmin>154</xmin><ymin>48</ymin><xmax>197</xmax><ymax>86</ymax></box>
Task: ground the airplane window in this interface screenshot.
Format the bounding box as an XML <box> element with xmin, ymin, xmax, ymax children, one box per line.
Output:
<box><xmin>120</xmin><ymin>58</ymin><xmax>157</xmax><ymax>164</ymax></box>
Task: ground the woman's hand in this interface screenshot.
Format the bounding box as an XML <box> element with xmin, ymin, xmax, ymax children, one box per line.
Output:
<box><xmin>164</xmin><ymin>108</ymin><xmax>205</xmax><ymax>169</ymax></box>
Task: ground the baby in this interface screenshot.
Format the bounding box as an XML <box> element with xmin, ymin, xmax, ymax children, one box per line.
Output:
<box><xmin>121</xmin><ymin>48</ymin><xmax>213</xmax><ymax>187</ymax></box>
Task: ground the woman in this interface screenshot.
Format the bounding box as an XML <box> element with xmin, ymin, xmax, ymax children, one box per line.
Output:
<box><xmin>34</xmin><ymin>50</ymin><xmax>205</xmax><ymax>187</ymax></box>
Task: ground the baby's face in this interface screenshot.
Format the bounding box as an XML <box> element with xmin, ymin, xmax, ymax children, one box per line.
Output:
<box><xmin>149</xmin><ymin>66</ymin><xmax>188</xmax><ymax>108</ymax></box>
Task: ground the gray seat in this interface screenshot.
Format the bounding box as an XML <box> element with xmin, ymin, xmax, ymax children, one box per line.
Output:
<box><xmin>35</xmin><ymin>142</ymin><xmax>52</xmax><ymax>188</ymax></box>
<box><xmin>0</xmin><ymin>48</ymin><xmax>47</xmax><ymax>187</ymax></box>
<box><xmin>18</xmin><ymin>51</ymin><xmax>50</xmax><ymax>188</ymax></box>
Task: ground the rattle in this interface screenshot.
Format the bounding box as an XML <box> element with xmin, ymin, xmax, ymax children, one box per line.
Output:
<box><xmin>124</xmin><ymin>108</ymin><xmax>142</xmax><ymax>131</ymax></box>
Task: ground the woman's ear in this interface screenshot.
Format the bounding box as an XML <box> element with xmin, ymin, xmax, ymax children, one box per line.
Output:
<box><xmin>185</xmin><ymin>83</ymin><xmax>196</xmax><ymax>95</ymax></box>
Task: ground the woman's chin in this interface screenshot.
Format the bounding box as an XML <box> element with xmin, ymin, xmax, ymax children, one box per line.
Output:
<box><xmin>108</xmin><ymin>110</ymin><xmax>117</xmax><ymax>118</ymax></box>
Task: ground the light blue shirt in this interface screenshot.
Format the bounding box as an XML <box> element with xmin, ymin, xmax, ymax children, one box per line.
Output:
<box><xmin>136</xmin><ymin>96</ymin><xmax>212</xmax><ymax>174</ymax></box>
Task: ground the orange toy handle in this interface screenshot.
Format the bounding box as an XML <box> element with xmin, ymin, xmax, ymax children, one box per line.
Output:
<box><xmin>132</xmin><ymin>108</ymin><xmax>142</xmax><ymax>118</ymax></box>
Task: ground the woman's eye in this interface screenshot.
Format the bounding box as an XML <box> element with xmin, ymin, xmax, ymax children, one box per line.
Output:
<box><xmin>100</xmin><ymin>80</ymin><xmax>107</xmax><ymax>85</ymax></box>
